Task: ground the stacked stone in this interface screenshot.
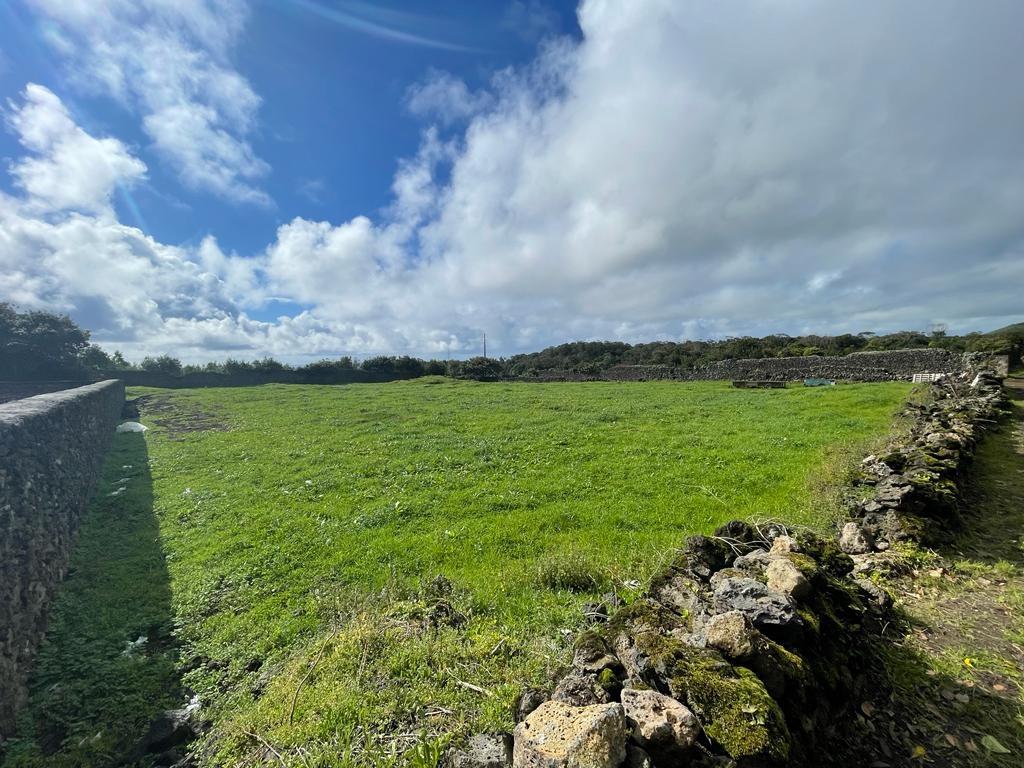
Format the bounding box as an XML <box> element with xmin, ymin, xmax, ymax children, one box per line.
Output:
<box><xmin>839</xmin><ymin>368</ymin><xmax>1009</xmax><ymax>555</ymax></box>
<box><xmin>0</xmin><ymin>380</ymin><xmax>125</xmax><ymax>737</ymax></box>
<box><xmin>449</xmin><ymin>521</ymin><xmax>892</xmax><ymax>768</ymax></box>
<box><xmin>604</xmin><ymin>349</ymin><xmax>970</xmax><ymax>383</ymax></box>
<box><xmin>449</xmin><ymin>365</ymin><xmax>1010</xmax><ymax>768</ymax></box>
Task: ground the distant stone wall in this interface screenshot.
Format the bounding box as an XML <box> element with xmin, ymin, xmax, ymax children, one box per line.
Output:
<box><xmin>601</xmin><ymin>348</ymin><xmax>971</xmax><ymax>382</ymax></box>
<box><xmin>117</xmin><ymin>369</ymin><xmax>416</xmax><ymax>389</ymax></box>
<box><xmin>0</xmin><ymin>381</ymin><xmax>91</xmax><ymax>405</ymax></box>
<box><xmin>0</xmin><ymin>380</ymin><xmax>124</xmax><ymax>738</ymax></box>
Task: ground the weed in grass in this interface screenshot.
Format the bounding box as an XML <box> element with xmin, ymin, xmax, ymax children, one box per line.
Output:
<box><xmin>535</xmin><ymin>552</ymin><xmax>610</xmax><ymax>593</ymax></box>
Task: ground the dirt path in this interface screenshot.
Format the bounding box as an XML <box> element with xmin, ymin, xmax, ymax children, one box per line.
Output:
<box><xmin>877</xmin><ymin>375</ymin><xmax>1024</xmax><ymax>766</ymax></box>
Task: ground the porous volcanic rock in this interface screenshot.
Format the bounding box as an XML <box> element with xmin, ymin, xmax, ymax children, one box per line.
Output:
<box><xmin>620</xmin><ymin>688</ymin><xmax>700</xmax><ymax>759</ymax></box>
<box><xmin>512</xmin><ymin>701</ymin><xmax>626</xmax><ymax>768</ymax></box>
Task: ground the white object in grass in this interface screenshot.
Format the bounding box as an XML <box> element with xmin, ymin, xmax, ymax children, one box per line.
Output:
<box><xmin>116</xmin><ymin>421</ymin><xmax>148</xmax><ymax>433</ymax></box>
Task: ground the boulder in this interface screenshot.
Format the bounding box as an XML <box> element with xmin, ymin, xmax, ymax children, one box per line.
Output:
<box><xmin>704</xmin><ymin>611</ymin><xmax>755</xmax><ymax>659</ymax></box>
<box><xmin>769</xmin><ymin>536</ymin><xmax>799</xmax><ymax>555</ymax></box>
<box><xmin>712</xmin><ymin>577</ymin><xmax>802</xmax><ymax>638</ymax></box>
<box><xmin>665</xmin><ymin>647</ymin><xmax>791</xmax><ymax>765</ymax></box>
<box><xmin>449</xmin><ymin>733</ymin><xmax>513</xmax><ymax>768</ymax></box>
<box><xmin>764</xmin><ymin>558</ymin><xmax>811</xmax><ymax>599</ymax></box>
<box><xmin>620</xmin><ymin>688</ymin><xmax>700</xmax><ymax>758</ymax></box>
<box><xmin>551</xmin><ymin>674</ymin><xmax>608</xmax><ymax>706</ymax></box>
<box><xmin>709</xmin><ymin>567</ymin><xmax>747</xmax><ymax>587</ymax></box>
<box><xmin>514</xmin><ymin>688</ymin><xmax>548</xmax><ymax>723</ymax></box>
<box><xmin>572</xmin><ymin>631</ymin><xmax>621</xmax><ymax>675</ymax></box>
<box><xmin>838</xmin><ymin>522</ymin><xmax>874</xmax><ymax>555</ymax></box>
<box><xmin>512</xmin><ymin>701</ymin><xmax>627</xmax><ymax>768</ymax></box>
<box><xmin>674</xmin><ymin>535</ymin><xmax>732</xmax><ymax>580</ymax></box>
<box><xmin>648</xmin><ymin>569</ymin><xmax>706</xmax><ymax>617</ymax></box>
<box><xmin>731</xmin><ymin>549</ymin><xmax>773</xmax><ymax>577</ymax></box>
<box><xmin>703</xmin><ymin>611</ymin><xmax>808</xmax><ymax>700</ymax></box>
<box><xmin>874</xmin><ymin>479</ymin><xmax>914</xmax><ymax>507</ymax></box>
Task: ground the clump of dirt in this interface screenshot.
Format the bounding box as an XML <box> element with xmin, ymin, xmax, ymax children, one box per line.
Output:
<box><xmin>133</xmin><ymin>394</ymin><xmax>230</xmax><ymax>440</ymax></box>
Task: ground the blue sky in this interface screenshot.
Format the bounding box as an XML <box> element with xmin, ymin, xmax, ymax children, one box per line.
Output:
<box><xmin>1</xmin><ymin>1</ymin><xmax>1022</xmax><ymax>363</ymax></box>
<box><xmin>0</xmin><ymin>1</ymin><xmax>580</xmax><ymax>269</ymax></box>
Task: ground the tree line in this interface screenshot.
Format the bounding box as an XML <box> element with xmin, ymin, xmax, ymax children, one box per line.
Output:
<box><xmin>1</xmin><ymin>302</ymin><xmax>1019</xmax><ymax>382</ymax></box>
<box><xmin>501</xmin><ymin>327</ymin><xmax>1019</xmax><ymax>376</ymax></box>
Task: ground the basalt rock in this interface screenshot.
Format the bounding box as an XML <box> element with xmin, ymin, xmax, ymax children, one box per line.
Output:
<box><xmin>712</xmin><ymin>577</ymin><xmax>803</xmax><ymax>641</ymax></box>
<box><xmin>838</xmin><ymin>522</ymin><xmax>874</xmax><ymax>554</ymax></box>
<box><xmin>551</xmin><ymin>674</ymin><xmax>609</xmax><ymax>706</ymax></box>
<box><xmin>764</xmin><ymin>558</ymin><xmax>811</xmax><ymax>600</ymax></box>
<box><xmin>514</xmin><ymin>688</ymin><xmax>548</xmax><ymax>723</ymax></box>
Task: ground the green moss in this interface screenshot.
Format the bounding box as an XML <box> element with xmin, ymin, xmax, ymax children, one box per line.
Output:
<box><xmin>794</xmin><ymin>532</ymin><xmax>853</xmax><ymax>577</ymax></box>
<box><xmin>596</xmin><ymin>667</ymin><xmax>620</xmax><ymax>693</ymax></box>
<box><xmin>781</xmin><ymin>553</ymin><xmax>819</xmax><ymax>580</ymax></box>
<box><xmin>796</xmin><ymin>607</ymin><xmax>821</xmax><ymax>636</ymax></box>
<box><xmin>606</xmin><ymin>599</ymin><xmax>682</xmax><ymax>641</ymax></box>
<box><xmin>573</xmin><ymin>629</ymin><xmax>610</xmax><ymax>656</ymax></box>
<box><xmin>671</xmin><ymin>648</ymin><xmax>790</xmax><ymax>762</ymax></box>
<box><xmin>769</xmin><ymin>640</ymin><xmax>809</xmax><ymax>684</ymax></box>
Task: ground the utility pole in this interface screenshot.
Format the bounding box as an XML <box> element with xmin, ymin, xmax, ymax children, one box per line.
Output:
<box><xmin>483</xmin><ymin>332</ymin><xmax>487</xmax><ymax>359</ymax></box>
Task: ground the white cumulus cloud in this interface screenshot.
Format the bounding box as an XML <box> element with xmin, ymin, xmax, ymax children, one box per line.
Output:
<box><xmin>4</xmin><ymin>0</ymin><xmax>1024</xmax><ymax>362</ymax></box>
<box><xmin>28</xmin><ymin>0</ymin><xmax>270</xmax><ymax>205</ymax></box>
<box><xmin>6</xmin><ymin>84</ymin><xmax>147</xmax><ymax>216</ymax></box>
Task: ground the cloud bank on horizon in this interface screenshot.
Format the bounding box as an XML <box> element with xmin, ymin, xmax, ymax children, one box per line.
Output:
<box><xmin>2</xmin><ymin>0</ymin><xmax>1023</xmax><ymax>362</ymax></box>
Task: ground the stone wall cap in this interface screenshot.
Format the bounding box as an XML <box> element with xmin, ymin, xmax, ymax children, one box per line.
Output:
<box><xmin>0</xmin><ymin>380</ymin><xmax>122</xmax><ymax>428</ymax></box>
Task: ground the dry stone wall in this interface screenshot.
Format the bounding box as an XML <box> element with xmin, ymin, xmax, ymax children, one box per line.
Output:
<box><xmin>0</xmin><ymin>380</ymin><xmax>125</xmax><ymax>738</ymax></box>
<box><xmin>535</xmin><ymin>349</ymin><xmax>985</xmax><ymax>383</ymax></box>
<box><xmin>450</xmin><ymin>362</ymin><xmax>1009</xmax><ymax>768</ymax></box>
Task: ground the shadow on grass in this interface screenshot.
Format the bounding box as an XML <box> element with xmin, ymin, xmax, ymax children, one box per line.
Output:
<box><xmin>1</xmin><ymin>432</ymin><xmax>182</xmax><ymax>768</ymax></box>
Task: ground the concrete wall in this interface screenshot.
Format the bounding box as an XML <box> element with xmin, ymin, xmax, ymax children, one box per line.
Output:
<box><xmin>0</xmin><ymin>380</ymin><xmax>124</xmax><ymax>737</ymax></box>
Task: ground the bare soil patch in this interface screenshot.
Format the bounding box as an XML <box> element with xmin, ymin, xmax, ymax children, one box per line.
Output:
<box><xmin>132</xmin><ymin>393</ymin><xmax>230</xmax><ymax>440</ymax></box>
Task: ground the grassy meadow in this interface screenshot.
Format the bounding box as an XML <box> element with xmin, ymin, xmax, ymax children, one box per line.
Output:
<box><xmin>4</xmin><ymin>378</ymin><xmax>912</xmax><ymax>767</ymax></box>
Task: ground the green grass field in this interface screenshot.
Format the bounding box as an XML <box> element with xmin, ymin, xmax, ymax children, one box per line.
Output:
<box><xmin>4</xmin><ymin>379</ymin><xmax>912</xmax><ymax>767</ymax></box>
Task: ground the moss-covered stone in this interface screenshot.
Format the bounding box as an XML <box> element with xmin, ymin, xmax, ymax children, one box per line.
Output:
<box><xmin>668</xmin><ymin>647</ymin><xmax>791</xmax><ymax>764</ymax></box>
<box><xmin>794</xmin><ymin>606</ymin><xmax>821</xmax><ymax>637</ymax></box>
<box><xmin>710</xmin><ymin>566</ymin><xmax>750</xmax><ymax>583</ymax></box>
<box><xmin>668</xmin><ymin>535</ymin><xmax>733</xmax><ymax>579</ymax></box>
<box><xmin>573</xmin><ymin>629</ymin><xmax>611</xmax><ymax>657</ymax></box>
<box><xmin>596</xmin><ymin>667</ymin><xmax>621</xmax><ymax>696</ymax></box>
<box><xmin>606</xmin><ymin>599</ymin><xmax>682</xmax><ymax>640</ymax></box>
<box><xmin>794</xmin><ymin>531</ymin><xmax>853</xmax><ymax>577</ymax></box>
<box><xmin>779</xmin><ymin>552</ymin><xmax>820</xmax><ymax>581</ymax></box>
<box><xmin>878</xmin><ymin>450</ymin><xmax>907</xmax><ymax>472</ymax></box>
